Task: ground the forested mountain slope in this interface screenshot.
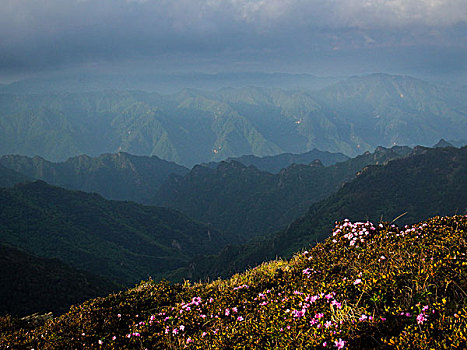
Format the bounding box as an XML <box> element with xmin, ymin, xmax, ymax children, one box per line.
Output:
<box><xmin>0</xmin><ymin>181</ymin><xmax>230</xmax><ymax>285</ymax></box>
<box><xmin>0</xmin><ymin>74</ymin><xmax>465</xmax><ymax>166</ymax></box>
<box><xmin>204</xmin><ymin>148</ymin><xmax>349</xmax><ymax>173</ymax></box>
<box><xmin>0</xmin><ymin>152</ymin><xmax>188</xmax><ymax>203</ymax></box>
<box><xmin>0</xmin><ymin>244</ymin><xmax>119</xmax><ymax>317</ymax></box>
<box><xmin>156</xmin><ymin>145</ymin><xmax>412</xmax><ymax>238</ymax></box>
<box><xmin>183</xmin><ymin>146</ymin><xmax>467</xmax><ymax>280</ymax></box>
<box><xmin>0</xmin><ymin>164</ymin><xmax>31</xmax><ymax>188</ymax></box>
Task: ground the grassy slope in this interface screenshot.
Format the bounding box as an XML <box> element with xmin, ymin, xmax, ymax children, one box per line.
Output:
<box><xmin>1</xmin><ymin>215</ymin><xmax>465</xmax><ymax>349</ymax></box>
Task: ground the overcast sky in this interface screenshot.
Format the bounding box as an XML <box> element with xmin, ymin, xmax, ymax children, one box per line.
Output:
<box><xmin>1</xmin><ymin>0</ymin><xmax>466</xmax><ymax>82</ymax></box>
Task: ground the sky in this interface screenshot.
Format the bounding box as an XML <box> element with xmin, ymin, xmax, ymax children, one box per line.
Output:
<box><xmin>0</xmin><ymin>0</ymin><xmax>466</xmax><ymax>83</ymax></box>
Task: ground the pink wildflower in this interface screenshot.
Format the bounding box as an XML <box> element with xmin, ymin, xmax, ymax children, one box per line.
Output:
<box><xmin>334</xmin><ymin>338</ymin><xmax>346</xmax><ymax>349</ymax></box>
<box><xmin>416</xmin><ymin>313</ymin><xmax>427</xmax><ymax>324</ymax></box>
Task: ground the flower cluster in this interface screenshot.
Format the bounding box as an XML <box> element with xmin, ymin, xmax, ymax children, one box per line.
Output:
<box><xmin>1</xmin><ymin>215</ymin><xmax>465</xmax><ymax>349</ymax></box>
<box><xmin>332</xmin><ymin>219</ymin><xmax>376</xmax><ymax>247</ymax></box>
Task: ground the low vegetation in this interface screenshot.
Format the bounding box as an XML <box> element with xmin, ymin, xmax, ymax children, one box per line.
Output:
<box><xmin>1</xmin><ymin>215</ymin><xmax>465</xmax><ymax>349</ymax></box>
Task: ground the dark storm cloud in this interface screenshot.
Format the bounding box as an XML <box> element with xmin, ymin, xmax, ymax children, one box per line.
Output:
<box><xmin>0</xmin><ymin>0</ymin><xmax>466</xmax><ymax>78</ymax></box>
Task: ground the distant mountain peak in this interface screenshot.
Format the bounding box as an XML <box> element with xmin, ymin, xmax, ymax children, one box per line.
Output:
<box><xmin>433</xmin><ymin>139</ymin><xmax>454</xmax><ymax>148</ymax></box>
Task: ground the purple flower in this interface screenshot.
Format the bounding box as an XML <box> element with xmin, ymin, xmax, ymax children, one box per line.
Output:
<box><xmin>331</xmin><ymin>300</ymin><xmax>342</xmax><ymax>309</ymax></box>
<box><xmin>292</xmin><ymin>309</ymin><xmax>306</xmax><ymax>318</ymax></box>
<box><xmin>237</xmin><ymin>316</ymin><xmax>244</xmax><ymax>321</ymax></box>
<box><xmin>334</xmin><ymin>338</ymin><xmax>346</xmax><ymax>349</ymax></box>
<box><xmin>416</xmin><ymin>313</ymin><xmax>427</xmax><ymax>324</ymax></box>
<box><xmin>354</xmin><ymin>278</ymin><xmax>362</xmax><ymax>285</ymax></box>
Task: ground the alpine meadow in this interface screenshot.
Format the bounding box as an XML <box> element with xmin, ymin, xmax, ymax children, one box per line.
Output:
<box><xmin>0</xmin><ymin>0</ymin><xmax>466</xmax><ymax>349</ymax></box>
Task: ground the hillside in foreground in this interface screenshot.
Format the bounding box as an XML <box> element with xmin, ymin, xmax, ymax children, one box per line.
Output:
<box><xmin>1</xmin><ymin>215</ymin><xmax>465</xmax><ymax>349</ymax></box>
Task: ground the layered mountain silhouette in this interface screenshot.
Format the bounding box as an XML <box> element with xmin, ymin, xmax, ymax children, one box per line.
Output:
<box><xmin>0</xmin><ymin>74</ymin><xmax>465</xmax><ymax>166</ymax></box>
<box><xmin>203</xmin><ymin>148</ymin><xmax>349</xmax><ymax>173</ymax></box>
<box><xmin>156</xmin><ymin>145</ymin><xmax>412</xmax><ymax>237</ymax></box>
<box><xmin>182</xmin><ymin>146</ymin><xmax>467</xmax><ymax>280</ymax></box>
<box><xmin>0</xmin><ymin>164</ymin><xmax>31</xmax><ymax>187</ymax></box>
<box><xmin>0</xmin><ymin>152</ymin><xmax>188</xmax><ymax>203</ymax></box>
<box><xmin>0</xmin><ymin>181</ymin><xmax>230</xmax><ymax>285</ymax></box>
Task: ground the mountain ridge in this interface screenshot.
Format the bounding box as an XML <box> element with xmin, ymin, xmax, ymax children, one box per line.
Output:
<box><xmin>0</xmin><ymin>180</ymin><xmax>231</xmax><ymax>285</ymax></box>
<box><xmin>1</xmin><ymin>74</ymin><xmax>465</xmax><ymax>166</ymax></box>
<box><xmin>0</xmin><ymin>152</ymin><xmax>188</xmax><ymax>203</ymax></box>
<box><xmin>180</xmin><ymin>146</ymin><xmax>467</xmax><ymax>280</ymax></box>
<box><xmin>155</xmin><ymin>145</ymin><xmax>413</xmax><ymax>238</ymax></box>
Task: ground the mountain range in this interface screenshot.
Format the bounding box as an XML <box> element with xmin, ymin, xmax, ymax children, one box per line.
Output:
<box><xmin>182</xmin><ymin>146</ymin><xmax>467</xmax><ymax>280</ymax></box>
<box><xmin>155</xmin><ymin>145</ymin><xmax>412</xmax><ymax>237</ymax></box>
<box><xmin>203</xmin><ymin>148</ymin><xmax>349</xmax><ymax>173</ymax></box>
<box><xmin>0</xmin><ymin>152</ymin><xmax>188</xmax><ymax>204</ymax></box>
<box><xmin>0</xmin><ymin>181</ymin><xmax>230</xmax><ymax>285</ymax></box>
<box><xmin>0</xmin><ymin>144</ymin><xmax>464</xmax><ymax>317</ymax></box>
<box><xmin>1</xmin><ymin>74</ymin><xmax>466</xmax><ymax>166</ymax></box>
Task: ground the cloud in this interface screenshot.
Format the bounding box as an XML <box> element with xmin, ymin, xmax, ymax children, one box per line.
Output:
<box><xmin>0</xmin><ymin>0</ymin><xmax>465</xmax><ymax>78</ymax></box>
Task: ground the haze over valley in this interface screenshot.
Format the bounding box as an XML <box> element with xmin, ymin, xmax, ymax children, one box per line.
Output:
<box><xmin>0</xmin><ymin>0</ymin><xmax>466</xmax><ymax>348</ymax></box>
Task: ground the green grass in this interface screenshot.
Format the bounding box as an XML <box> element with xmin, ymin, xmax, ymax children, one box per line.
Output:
<box><xmin>1</xmin><ymin>215</ymin><xmax>466</xmax><ymax>349</ymax></box>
